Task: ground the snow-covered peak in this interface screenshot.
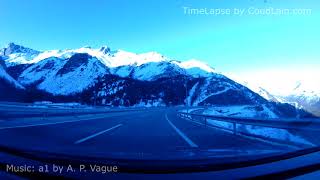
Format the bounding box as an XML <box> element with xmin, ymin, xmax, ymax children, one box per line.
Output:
<box><xmin>138</xmin><ymin>52</ymin><xmax>167</xmax><ymax>63</ymax></box>
<box><xmin>244</xmin><ymin>81</ymin><xmax>284</xmax><ymax>103</ymax></box>
<box><xmin>178</xmin><ymin>59</ymin><xmax>215</xmax><ymax>73</ymax></box>
<box><xmin>105</xmin><ymin>50</ymin><xmax>168</xmax><ymax>67</ymax></box>
<box><xmin>225</xmin><ymin>75</ymin><xmax>283</xmax><ymax>103</ymax></box>
<box><xmin>291</xmin><ymin>81</ymin><xmax>320</xmax><ymax>98</ymax></box>
<box><xmin>99</xmin><ymin>46</ymin><xmax>111</xmax><ymax>54</ymax></box>
<box><xmin>171</xmin><ymin>59</ymin><xmax>215</xmax><ymax>77</ymax></box>
<box><xmin>8</xmin><ymin>45</ymin><xmax>168</xmax><ymax>68</ymax></box>
<box><xmin>2</xmin><ymin>43</ymin><xmax>219</xmax><ymax>80</ymax></box>
<box><xmin>2</xmin><ymin>43</ymin><xmax>41</xmax><ymax>66</ymax></box>
<box><xmin>1</xmin><ymin>43</ymin><xmax>39</xmax><ymax>56</ymax></box>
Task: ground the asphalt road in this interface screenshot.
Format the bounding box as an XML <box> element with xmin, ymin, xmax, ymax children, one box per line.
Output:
<box><xmin>0</xmin><ymin>107</ymin><xmax>291</xmax><ymax>160</ymax></box>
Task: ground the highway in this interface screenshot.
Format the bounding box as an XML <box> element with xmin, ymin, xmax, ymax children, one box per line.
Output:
<box><xmin>0</xmin><ymin>107</ymin><xmax>292</xmax><ymax>161</ymax></box>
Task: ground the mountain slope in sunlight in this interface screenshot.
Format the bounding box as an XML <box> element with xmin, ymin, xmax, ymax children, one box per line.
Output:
<box><xmin>0</xmin><ymin>43</ymin><xmax>314</xmax><ymax>118</ymax></box>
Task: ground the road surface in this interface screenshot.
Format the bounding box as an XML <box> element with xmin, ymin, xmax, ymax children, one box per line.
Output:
<box><xmin>0</xmin><ymin>107</ymin><xmax>291</xmax><ymax>160</ymax></box>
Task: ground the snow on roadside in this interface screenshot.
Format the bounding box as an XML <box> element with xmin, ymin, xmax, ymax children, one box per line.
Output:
<box><xmin>202</xmin><ymin>105</ymin><xmax>278</xmax><ymax>119</ymax></box>
<box><xmin>181</xmin><ymin>105</ymin><xmax>313</xmax><ymax>146</ymax></box>
<box><xmin>207</xmin><ymin>119</ymin><xmax>313</xmax><ymax>146</ymax></box>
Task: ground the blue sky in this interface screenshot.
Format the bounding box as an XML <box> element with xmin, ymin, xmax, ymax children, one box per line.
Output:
<box><xmin>1</xmin><ymin>0</ymin><xmax>319</xmax><ymax>84</ymax></box>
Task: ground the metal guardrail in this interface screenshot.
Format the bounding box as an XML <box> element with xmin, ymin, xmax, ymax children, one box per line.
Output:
<box><xmin>177</xmin><ymin>112</ymin><xmax>320</xmax><ymax>133</ymax></box>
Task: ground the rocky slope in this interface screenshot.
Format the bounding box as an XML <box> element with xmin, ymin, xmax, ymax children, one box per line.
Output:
<box><xmin>0</xmin><ymin>43</ymin><xmax>315</xmax><ymax>118</ymax></box>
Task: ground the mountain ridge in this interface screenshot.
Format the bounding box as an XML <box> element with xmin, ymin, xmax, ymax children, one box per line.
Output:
<box><xmin>0</xmin><ymin>43</ymin><xmax>316</xmax><ymax>118</ymax></box>
<box><xmin>232</xmin><ymin>78</ymin><xmax>320</xmax><ymax>117</ymax></box>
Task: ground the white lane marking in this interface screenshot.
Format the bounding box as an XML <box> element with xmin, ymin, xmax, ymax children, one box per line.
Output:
<box><xmin>74</xmin><ymin>124</ymin><xmax>123</xmax><ymax>144</ymax></box>
<box><xmin>0</xmin><ymin>115</ymin><xmax>120</xmax><ymax>130</ymax></box>
<box><xmin>165</xmin><ymin>114</ymin><xmax>198</xmax><ymax>148</ymax></box>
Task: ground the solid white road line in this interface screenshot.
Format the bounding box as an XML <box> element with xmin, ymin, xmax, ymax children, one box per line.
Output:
<box><xmin>74</xmin><ymin>124</ymin><xmax>123</xmax><ymax>144</ymax></box>
<box><xmin>165</xmin><ymin>114</ymin><xmax>198</xmax><ymax>148</ymax></box>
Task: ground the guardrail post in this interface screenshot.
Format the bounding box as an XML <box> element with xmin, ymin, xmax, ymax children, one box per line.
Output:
<box><xmin>233</xmin><ymin>122</ymin><xmax>236</xmax><ymax>135</ymax></box>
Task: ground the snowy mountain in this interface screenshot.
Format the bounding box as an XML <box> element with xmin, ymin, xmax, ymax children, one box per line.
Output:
<box><xmin>2</xmin><ymin>43</ymin><xmax>215</xmax><ymax>95</ymax></box>
<box><xmin>281</xmin><ymin>82</ymin><xmax>320</xmax><ymax>116</ymax></box>
<box><xmin>0</xmin><ymin>43</ymin><xmax>315</xmax><ymax>118</ymax></box>
<box><xmin>0</xmin><ymin>43</ymin><xmax>39</xmax><ymax>57</ymax></box>
<box><xmin>290</xmin><ymin>82</ymin><xmax>320</xmax><ymax>101</ymax></box>
<box><xmin>0</xmin><ymin>43</ymin><xmax>40</xmax><ymax>65</ymax></box>
<box><xmin>18</xmin><ymin>53</ymin><xmax>109</xmax><ymax>95</ymax></box>
<box><xmin>231</xmin><ymin>77</ymin><xmax>320</xmax><ymax>117</ymax></box>
<box><xmin>235</xmin><ymin>80</ymin><xmax>285</xmax><ymax>103</ymax></box>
